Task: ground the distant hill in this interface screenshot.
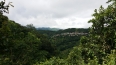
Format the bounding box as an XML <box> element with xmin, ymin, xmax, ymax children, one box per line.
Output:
<box><xmin>37</xmin><ymin>28</ymin><xmax>89</xmax><ymax>37</ymax></box>
<box><xmin>37</xmin><ymin>28</ymin><xmax>89</xmax><ymax>58</ymax></box>
<box><xmin>52</xmin><ymin>28</ymin><xmax>89</xmax><ymax>58</ymax></box>
<box><xmin>36</xmin><ymin>27</ymin><xmax>60</xmax><ymax>31</ymax></box>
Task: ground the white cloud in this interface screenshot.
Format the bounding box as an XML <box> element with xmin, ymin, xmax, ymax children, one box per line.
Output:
<box><xmin>54</xmin><ymin>17</ymin><xmax>92</xmax><ymax>29</ymax></box>
<box><xmin>5</xmin><ymin>0</ymin><xmax>108</xmax><ymax>29</ymax></box>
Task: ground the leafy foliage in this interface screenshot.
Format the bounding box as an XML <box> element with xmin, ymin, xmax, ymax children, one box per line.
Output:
<box><xmin>0</xmin><ymin>19</ymin><xmax>55</xmax><ymax>65</ymax></box>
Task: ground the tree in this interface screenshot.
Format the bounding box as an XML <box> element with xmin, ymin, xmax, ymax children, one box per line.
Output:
<box><xmin>0</xmin><ymin>0</ymin><xmax>13</xmax><ymax>28</ymax></box>
<box><xmin>88</xmin><ymin>0</ymin><xmax>116</xmax><ymax>52</ymax></box>
<box><xmin>0</xmin><ymin>0</ymin><xmax>14</xmax><ymax>14</ymax></box>
<box><xmin>78</xmin><ymin>0</ymin><xmax>116</xmax><ymax>64</ymax></box>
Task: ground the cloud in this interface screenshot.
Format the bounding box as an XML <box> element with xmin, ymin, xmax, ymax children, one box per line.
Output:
<box><xmin>5</xmin><ymin>0</ymin><xmax>108</xmax><ymax>29</ymax></box>
<box><xmin>54</xmin><ymin>17</ymin><xmax>92</xmax><ymax>29</ymax></box>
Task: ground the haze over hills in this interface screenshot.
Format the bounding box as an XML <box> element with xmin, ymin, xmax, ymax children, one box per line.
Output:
<box><xmin>36</xmin><ymin>27</ymin><xmax>61</xmax><ymax>31</ymax></box>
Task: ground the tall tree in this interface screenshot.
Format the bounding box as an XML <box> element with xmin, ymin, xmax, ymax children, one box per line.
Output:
<box><xmin>88</xmin><ymin>0</ymin><xmax>116</xmax><ymax>51</ymax></box>
<box><xmin>79</xmin><ymin>0</ymin><xmax>116</xmax><ymax>63</ymax></box>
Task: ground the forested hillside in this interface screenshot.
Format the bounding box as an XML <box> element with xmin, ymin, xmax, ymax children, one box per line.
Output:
<box><xmin>0</xmin><ymin>0</ymin><xmax>116</xmax><ymax>65</ymax></box>
<box><xmin>0</xmin><ymin>1</ymin><xmax>57</xmax><ymax>64</ymax></box>
<box><xmin>38</xmin><ymin>28</ymin><xmax>88</xmax><ymax>58</ymax></box>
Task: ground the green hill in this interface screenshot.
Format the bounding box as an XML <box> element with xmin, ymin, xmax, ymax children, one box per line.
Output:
<box><xmin>37</xmin><ymin>28</ymin><xmax>89</xmax><ymax>58</ymax></box>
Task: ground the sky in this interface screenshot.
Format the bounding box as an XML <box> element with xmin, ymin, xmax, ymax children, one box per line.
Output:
<box><xmin>5</xmin><ymin>0</ymin><xmax>108</xmax><ymax>29</ymax></box>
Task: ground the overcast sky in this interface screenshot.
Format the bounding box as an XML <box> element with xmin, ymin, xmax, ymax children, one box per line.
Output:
<box><xmin>5</xmin><ymin>0</ymin><xmax>108</xmax><ymax>29</ymax></box>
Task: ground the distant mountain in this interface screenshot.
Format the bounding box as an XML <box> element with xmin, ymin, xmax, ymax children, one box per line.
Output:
<box><xmin>36</xmin><ymin>27</ymin><xmax>61</xmax><ymax>31</ymax></box>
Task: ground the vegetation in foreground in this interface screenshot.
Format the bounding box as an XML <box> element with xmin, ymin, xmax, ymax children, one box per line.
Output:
<box><xmin>0</xmin><ymin>0</ymin><xmax>116</xmax><ymax>65</ymax></box>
